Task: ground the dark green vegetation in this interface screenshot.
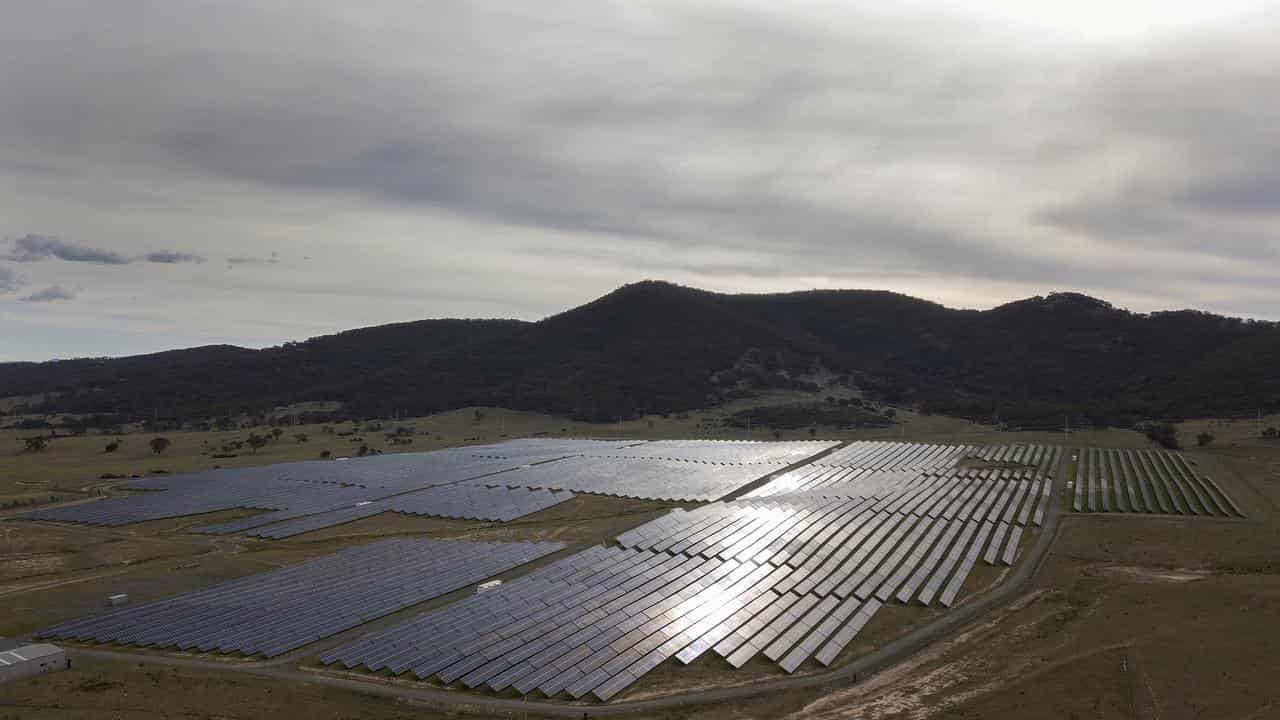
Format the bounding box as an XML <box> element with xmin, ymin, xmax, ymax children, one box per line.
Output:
<box><xmin>3</xmin><ymin>281</ymin><xmax>1279</xmax><ymax>427</ymax></box>
<box><xmin>1142</xmin><ymin>422</ymin><xmax>1182</xmax><ymax>450</ymax></box>
<box><xmin>725</xmin><ymin>402</ymin><xmax>891</xmax><ymax>431</ymax></box>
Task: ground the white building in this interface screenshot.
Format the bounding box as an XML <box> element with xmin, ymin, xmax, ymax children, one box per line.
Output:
<box><xmin>0</xmin><ymin>644</ymin><xmax>68</xmax><ymax>684</ymax></box>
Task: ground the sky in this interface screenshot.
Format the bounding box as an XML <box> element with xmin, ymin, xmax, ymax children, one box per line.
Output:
<box><xmin>3</xmin><ymin>1</ymin><xmax>1280</xmax><ymax>361</ymax></box>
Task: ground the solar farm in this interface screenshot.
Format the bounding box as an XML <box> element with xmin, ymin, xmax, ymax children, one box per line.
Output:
<box><xmin>12</xmin><ymin>436</ymin><xmax>1247</xmax><ymax>707</ymax></box>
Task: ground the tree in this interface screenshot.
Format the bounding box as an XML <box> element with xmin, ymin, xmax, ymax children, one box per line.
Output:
<box><xmin>883</xmin><ymin>408</ymin><xmax>897</xmax><ymax>420</ymax></box>
<box><xmin>295</xmin><ymin>433</ymin><xmax>309</xmax><ymax>443</ymax></box>
<box><xmin>808</xmin><ymin>427</ymin><xmax>817</xmax><ymax>437</ymax></box>
<box><xmin>270</xmin><ymin>427</ymin><xmax>283</xmax><ymax>442</ymax></box>
<box><xmin>149</xmin><ymin>437</ymin><xmax>171</xmax><ymax>455</ymax></box>
<box><xmin>104</xmin><ymin>440</ymin><xmax>120</xmax><ymax>453</ymax></box>
<box><xmin>319</xmin><ymin>449</ymin><xmax>332</xmax><ymax>459</ymax></box>
<box><xmin>1263</xmin><ymin>426</ymin><xmax>1279</xmax><ymax>440</ymax></box>
<box><xmin>1196</xmin><ymin>432</ymin><xmax>1215</xmax><ymax>447</ymax></box>
<box><xmin>23</xmin><ymin>436</ymin><xmax>47</xmax><ymax>453</ymax></box>
<box><xmin>246</xmin><ymin>433</ymin><xmax>269</xmax><ymax>454</ymax></box>
<box><xmin>1143</xmin><ymin>422</ymin><xmax>1181</xmax><ymax>450</ymax></box>
<box><xmin>473</xmin><ymin>408</ymin><xmax>484</xmax><ymax>422</ymax></box>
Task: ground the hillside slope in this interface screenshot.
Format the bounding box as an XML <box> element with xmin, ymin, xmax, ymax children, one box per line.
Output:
<box><xmin>3</xmin><ymin>281</ymin><xmax>1278</xmax><ymax>425</ymax></box>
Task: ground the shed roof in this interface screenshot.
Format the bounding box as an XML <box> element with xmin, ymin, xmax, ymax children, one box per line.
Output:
<box><xmin>0</xmin><ymin>644</ymin><xmax>64</xmax><ymax>667</ymax></box>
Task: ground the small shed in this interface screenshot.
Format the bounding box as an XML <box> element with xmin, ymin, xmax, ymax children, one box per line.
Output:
<box><xmin>0</xmin><ymin>644</ymin><xmax>69</xmax><ymax>684</ymax></box>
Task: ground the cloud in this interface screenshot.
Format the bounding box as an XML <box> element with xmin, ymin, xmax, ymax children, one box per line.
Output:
<box><xmin>226</xmin><ymin>251</ymin><xmax>280</xmax><ymax>267</ymax></box>
<box><xmin>11</xmin><ymin>0</ymin><xmax>1254</xmax><ymax>307</ymax></box>
<box><xmin>143</xmin><ymin>250</ymin><xmax>203</xmax><ymax>264</ymax></box>
<box><xmin>0</xmin><ymin>265</ymin><xmax>24</xmax><ymax>293</ymax></box>
<box><xmin>21</xmin><ymin>285</ymin><xmax>74</xmax><ymax>302</ymax></box>
<box><xmin>2</xmin><ymin>1</ymin><xmax>1280</xmax><ymax>360</ymax></box>
<box><xmin>6</xmin><ymin>234</ymin><xmax>203</xmax><ymax>265</ymax></box>
<box><xmin>8</xmin><ymin>234</ymin><xmax>129</xmax><ymax>264</ymax></box>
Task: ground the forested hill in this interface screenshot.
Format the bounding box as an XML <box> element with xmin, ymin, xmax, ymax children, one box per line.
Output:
<box><xmin>3</xmin><ymin>281</ymin><xmax>1278</xmax><ymax>427</ymax></box>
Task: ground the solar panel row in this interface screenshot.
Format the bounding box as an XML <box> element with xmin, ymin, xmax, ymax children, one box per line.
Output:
<box><xmin>1070</xmin><ymin>448</ymin><xmax>1241</xmax><ymax>517</ymax></box>
<box><xmin>807</xmin><ymin>441</ymin><xmax>1059</xmax><ymax>474</ymax></box>
<box><xmin>36</xmin><ymin>538</ymin><xmax>563</xmax><ymax>657</ymax></box>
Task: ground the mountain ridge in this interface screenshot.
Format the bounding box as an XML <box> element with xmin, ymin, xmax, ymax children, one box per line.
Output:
<box><xmin>4</xmin><ymin>280</ymin><xmax>1278</xmax><ymax>426</ymax></box>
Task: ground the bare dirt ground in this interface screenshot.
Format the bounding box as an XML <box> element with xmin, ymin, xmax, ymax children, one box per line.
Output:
<box><xmin>0</xmin><ymin>655</ymin><xmax>462</xmax><ymax>720</ymax></box>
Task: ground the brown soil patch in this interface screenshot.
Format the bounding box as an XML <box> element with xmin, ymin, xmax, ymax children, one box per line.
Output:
<box><xmin>1086</xmin><ymin>565</ymin><xmax>1212</xmax><ymax>583</ymax></box>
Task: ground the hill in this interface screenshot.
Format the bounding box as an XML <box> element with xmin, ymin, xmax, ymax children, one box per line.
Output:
<box><xmin>3</xmin><ymin>281</ymin><xmax>1279</xmax><ymax>427</ymax></box>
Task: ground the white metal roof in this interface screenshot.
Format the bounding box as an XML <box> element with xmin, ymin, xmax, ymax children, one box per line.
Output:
<box><xmin>0</xmin><ymin>644</ymin><xmax>64</xmax><ymax>667</ymax></box>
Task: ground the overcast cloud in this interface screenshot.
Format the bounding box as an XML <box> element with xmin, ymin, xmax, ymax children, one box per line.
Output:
<box><xmin>2</xmin><ymin>0</ymin><xmax>1279</xmax><ymax>361</ymax></box>
<box><xmin>20</xmin><ymin>286</ymin><xmax>75</xmax><ymax>303</ymax></box>
<box><xmin>7</xmin><ymin>235</ymin><xmax>130</xmax><ymax>265</ymax></box>
<box><xmin>0</xmin><ymin>266</ymin><xmax>24</xmax><ymax>293</ymax></box>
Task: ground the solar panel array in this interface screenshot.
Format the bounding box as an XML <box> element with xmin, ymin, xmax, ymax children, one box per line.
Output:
<box><xmin>1070</xmin><ymin>447</ymin><xmax>1242</xmax><ymax>517</ymax></box>
<box><xmin>468</xmin><ymin>441</ymin><xmax>839</xmax><ymax>502</ymax></box>
<box><xmin>323</xmin><ymin>546</ymin><xmax>883</xmax><ymax>700</ymax></box>
<box><xmin>618</xmin><ymin>468</ymin><xmax>1054</xmax><ymax>607</ymax></box>
<box><xmin>26</xmin><ymin>437</ymin><xmax>1245</xmax><ymax>704</ymax></box>
<box><xmin>809</xmin><ymin>441</ymin><xmax>974</xmax><ymax>472</ymax></box>
<box><xmin>36</xmin><ymin>538</ymin><xmax>563</xmax><ymax>657</ymax></box>
<box><xmin>324</xmin><ymin>443</ymin><xmax>1061</xmax><ymax>701</ymax></box>
<box><xmin>744</xmin><ymin>442</ymin><xmax>1060</xmax><ymax>499</ymax></box>
<box><xmin>16</xmin><ymin>447</ymin><xmax>544</xmax><ymax>527</ymax></box>
<box><xmin>19</xmin><ymin>439</ymin><xmax>836</xmax><ymax>530</ymax></box>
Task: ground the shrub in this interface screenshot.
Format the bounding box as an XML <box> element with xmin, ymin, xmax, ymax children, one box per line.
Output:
<box><xmin>246</xmin><ymin>433</ymin><xmax>269</xmax><ymax>454</ymax></box>
<box><xmin>1143</xmin><ymin>422</ymin><xmax>1181</xmax><ymax>450</ymax></box>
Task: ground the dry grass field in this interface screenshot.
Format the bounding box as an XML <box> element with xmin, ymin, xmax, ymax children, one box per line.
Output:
<box><xmin>2</xmin><ymin>401</ymin><xmax>1279</xmax><ymax>719</ymax></box>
